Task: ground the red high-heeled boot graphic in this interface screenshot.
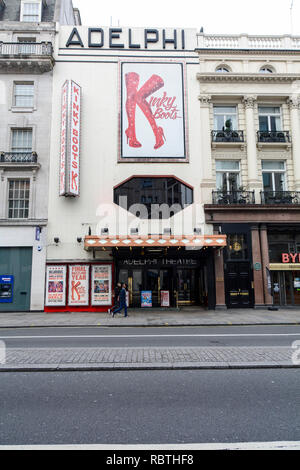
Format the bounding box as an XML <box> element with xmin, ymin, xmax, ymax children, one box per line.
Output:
<box><xmin>125</xmin><ymin>72</ymin><xmax>142</xmax><ymax>148</ymax></box>
<box><xmin>136</xmin><ymin>74</ymin><xmax>166</xmax><ymax>150</ymax></box>
<box><xmin>124</xmin><ymin>73</ymin><xmax>166</xmax><ymax>150</ymax></box>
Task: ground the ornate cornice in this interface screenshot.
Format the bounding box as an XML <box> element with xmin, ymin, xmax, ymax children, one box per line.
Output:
<box><xmin>196</xmin><ymin>48</ymin><xmax>300</xmax><ymax>56</ymax></box>
<box><xmin>197</xmin><ymin>73</ymin><xmax>300</xmax><ymax>83</ymax></box>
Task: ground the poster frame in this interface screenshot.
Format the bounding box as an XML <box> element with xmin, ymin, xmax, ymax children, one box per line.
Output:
<box><xmin>45</xmin><ymin>265</ymin><xmax>67</xmax><ymax>307</ymax></box>
<box><xmin>118</xmin><ymin>59</ymin><xmax>189</xmax><ymax>163</ymax></box>
<box><xmin>91</xmin><ymin>264</ymin><xmax>113</xmax><ymax>306</ymax></box>
<box><xmin>68</xmin><ymin>264</ymin><xmax>90</xmax><ymax>306</ymax></box>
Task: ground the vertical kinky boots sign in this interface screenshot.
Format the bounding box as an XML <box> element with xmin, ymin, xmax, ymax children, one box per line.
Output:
<box><xmin>120</xmin><ymin>62</ymin><xmax>187</xmax><ymax>161</ymax></box>
<box><xmin>60</xmin><ymin>80</ymin><xmax>81</xmax><ymax>197</ymax></box>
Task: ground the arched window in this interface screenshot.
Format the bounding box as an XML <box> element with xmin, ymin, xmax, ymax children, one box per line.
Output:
<box><xmin>259</xmin><ymin>66</ymin><xmax>274</xmax><ymax>74</ymax></box>
<box><xmin>216</xmin><ymin>65</ymin><xmax>230</xmax><ymax>73</ymax></box>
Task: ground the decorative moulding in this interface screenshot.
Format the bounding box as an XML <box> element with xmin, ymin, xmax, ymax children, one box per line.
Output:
<box><xmin>197</xmin><ymin>73</ymin><xmax>300</xmax><ymax>83</ymax></box>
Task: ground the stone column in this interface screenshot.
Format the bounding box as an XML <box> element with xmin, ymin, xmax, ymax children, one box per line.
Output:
<box><xmin>251</xmin><ymin>225</ymin><xmax>265</xmax><ymax>307</ymax></box>
<box><xmin>214</xmin><ymin>248</ymin><xmax>226</xmax><ymax>309</ymax></box>
<box><xmin>199</xmin><ymin>94</ymin><xmax>215</xmax><ymax>203</ymax></box>
<box><xmin>243</xmin><ymin>96</ymin><xmax>260</xmax><ymax>199</ymax></box>
<box><xmin>260</xmin><ymin>224</ymin><xmax>273</xmax><ymax>306</ymax></box>
<box><xmin>287</xmin><ymin>95</ymin><xmax>300</xmax><ymax>191</ymax></box>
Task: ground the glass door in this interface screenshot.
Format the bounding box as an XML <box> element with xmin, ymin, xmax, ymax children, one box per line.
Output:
<box><xmin>146</xmin><ymin>269</ymin><xmax>159</xmax><ymax>307</ymax></box>
<box><xmin>160</xmin><ymin>269</ymin><xmax>173</xmax><ymax>307</ymax></box>
<box><xmin>132</xmin><ymin>269</ymin><xmax>143</xmax><ymax>307</ymax></box>
<box><xmin>176</xmin><ymin>269</ymin><xmax>196</xmax><ymax>305</ymax></box>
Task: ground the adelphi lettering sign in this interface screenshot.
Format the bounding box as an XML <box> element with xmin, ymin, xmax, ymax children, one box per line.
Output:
<box><xmin>66</xmin><ymin>27</ymin><xmax>187</xmax><ymax>50</ymax></box>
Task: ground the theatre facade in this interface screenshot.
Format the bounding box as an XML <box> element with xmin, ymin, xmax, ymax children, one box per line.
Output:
<box><xmin>45</xmin><ymin>27</ymin><xmax>300</xmax><ymax>312</ymax></box>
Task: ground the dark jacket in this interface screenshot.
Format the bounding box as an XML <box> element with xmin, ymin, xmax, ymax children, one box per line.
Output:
<box><xmin>114</xmin><ymin>285</ymin><xmax>121</xmax><ymax>299</ymax></box>
<box><xmin>119</xmin><ymin>287</ymin><xmax>126</xmax><ymax>303</ymax></box>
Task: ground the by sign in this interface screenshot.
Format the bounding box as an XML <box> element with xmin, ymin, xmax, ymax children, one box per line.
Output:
<box><xmin>59</xmin><ymin>80</ymin><xmax>81</xmax><ymax>197</ymax></box>
<box><xmin>282</xmin><ymin>253</ymin><xmax>300</xmax><ymax>263</ymax></box>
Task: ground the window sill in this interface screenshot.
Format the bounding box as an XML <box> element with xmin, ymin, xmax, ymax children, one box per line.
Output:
<box><xmin>212</xmin><ymin>141</ymin><xmax>246</xmax><ymax>151</ymax></box>
<box><xmin>257</xmin><ymin>141</ymin><xmax>292</xmax><ymax>151</ymax></box>
<box><xmin>10</xmin><ymin>106</ymin><xmax>35</xmax><ymax>113</ymax></box>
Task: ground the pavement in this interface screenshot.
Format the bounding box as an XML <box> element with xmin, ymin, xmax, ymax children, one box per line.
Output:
<box><xmin>0</xmin><ymin>308</ymin><xmax>300</xmax><ymax>371</ymax></box>
<box><xmin>0</xmin><ymin>306</ymin><xmax>300</xmax><ymax>328</ymax></box>
<box><xmin>0</xmin><ymin>345</ymin><xmax>298</xmax><ymax>372</ymax></box>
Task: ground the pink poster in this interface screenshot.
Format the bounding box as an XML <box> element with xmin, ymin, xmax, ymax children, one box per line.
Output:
<box><xmin>121</xmin><ymin>61</ymin><xmax>187</xmax><ymax>160</ymax></box>
<box><xmin>68</xmin><ymin>265</ymin><xmax>89</xmax><ymax>306</ymax></box>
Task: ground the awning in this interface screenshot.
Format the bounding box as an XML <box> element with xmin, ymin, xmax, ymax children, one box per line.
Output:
<box><xmin>84</xmin><ymin>235</ymin><xmax>227</xmax><ymax>250</ymax></box>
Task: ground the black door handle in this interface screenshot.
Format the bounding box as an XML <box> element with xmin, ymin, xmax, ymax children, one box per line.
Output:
<box><xmin>20</xmin><ymin>291</ymin><xmax>27</xmax><ymax>295</ymax></box>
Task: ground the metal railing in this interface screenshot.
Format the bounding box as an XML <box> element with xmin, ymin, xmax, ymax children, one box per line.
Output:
<box><xmin>212</xmin><ymin>190</ymin><xmax>255</xmax><ymax>205</ymax></box>
<box><xmin>0</xmin><ymin>152</ymin><xmax>38</xmax><ymax>163</ymax></box>
<box><xmin>0</xmin><ymin>42</ymin><xmax>53</xmax><ymax>56</ymax></box>
<box><xmin>257</xmin><ymin>131</ymin><xmax>291</xmax><ymax>143</ymax></box>
<box><xmin>212</xmin><ymin>130</ymin><xmax>244</xmax><ymax>143</ymax></box>
<box><xmin>261</xmin><ymin>191</ymin><xmax>300</xmax><ymax>205</ymax></box>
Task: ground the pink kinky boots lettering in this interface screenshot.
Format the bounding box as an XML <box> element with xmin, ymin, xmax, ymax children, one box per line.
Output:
<box><xmin>125</xmin><ymin>72</ymin><xmax>166</xmax><ymax>150</ymax></box>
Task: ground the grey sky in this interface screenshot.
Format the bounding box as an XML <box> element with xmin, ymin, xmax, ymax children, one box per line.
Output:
<box><xmin>73</xmin><ymin>0</ymin><xmax>300</xmax><ymax>36</ymax></box>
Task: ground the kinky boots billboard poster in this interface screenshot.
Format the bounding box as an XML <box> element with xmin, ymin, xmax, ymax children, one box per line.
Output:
<box><xmin>120</xmin><ymin>61</ymin><xmax>187</xmax><ymax>161</ymax></box>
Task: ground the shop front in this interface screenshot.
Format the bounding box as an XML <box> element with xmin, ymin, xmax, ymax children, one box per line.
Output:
<box><xmin>268</xmin><ymin>225</ymin><xmax>300</xmax><ymax>307</ymax></box>
<box><xmin>116</xmin><ymin>248</ymin><xmax>212</xmax><ymax>308</ymax></box>
<box><xmin>84</xmin><ymin>234</ymin><xmax>227</xmax><ymax>310</ymax></box>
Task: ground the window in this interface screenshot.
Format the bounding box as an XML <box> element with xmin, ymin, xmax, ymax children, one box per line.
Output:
<box><xmin>227</xmin><ymin>234</ymin><xmax>248</xmax><ymax>260</ymax></box>
<box><xmin>262</xmin><ymin>161</ymin><xmax>286</xmax><ymax>192</ymax></box>
<box><xmin>114</xmin><ymin>177</ymin><xmax>193</xmax><ymax>219</ymax></box>
<box><xmin>216</xmin><ymin>160</ymin><xmax>240</xmax><ymax>192</ymax></box>
<box><xmin>213</xmin><ymin>106</ymin><xmax>237</xmax><ymax>130</ymax></box>
<box><xmin>20</xmin><ymin>2</ymin><xmax>42</xmax><ymax>22</ymax></box>
<box><xmin>259</xmin><ymin>66</ymin><xmax>274</xmax><ymax>74</ymax></box>
<box><xmin>11</xmin><ymin>129</ymin><xmax>33</xmax><ymax>153</ymax></box>
<box><xmin>258</xmin><ymin>106</ymin><xmax>282</xmax><ymax>132</ymax></box>
<box><xmin>8</xmin><ymin>180</ymin><xmax>30</xmax><ymax>219</ymax></box>
<box><xmin>13</xmin><ymin>83</ymin><xmax>34</xmax><ymax>108</ymax></box>
<box><xmin>216</xmin><ymin>66</ymin><xmax>230</xmax><ymax>73</ymax></box>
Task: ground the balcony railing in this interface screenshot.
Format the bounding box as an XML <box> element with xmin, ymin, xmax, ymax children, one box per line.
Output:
<box><xmin>0</xmin><ymin>42</ymin><xmax>53</xmax><ymax>56</ymax></box>
<box><xmin>257</xmin><ymin>131</ymin><xmax>291</xmax><ymax>143</ymax></box>
<box><xmin>211</xmin><ymin>130</ymin><xmax>244</xmax><ymax>143</ymax></box>
<box><xmin>197</xmin><ymin>33</ymin><xmax>300</xmax><ymax>51</ymax></box>
<box><xmin>0</xmin><ymin>152</ymin><xmax>38</xmax><ymax>163</ymax></box>
<box><xmin>212</xmin><ymin>190</ymin><xmax>255</xmax><ymax>205</ymax></box>
<box><xmin>261</xmin><ymin>191</ymin><xmax>300</xmax><ymax>205</ymax></box>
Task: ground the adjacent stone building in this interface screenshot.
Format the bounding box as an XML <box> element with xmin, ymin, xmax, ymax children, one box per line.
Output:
<box><xmin>0</xmin><ymin>0</ymin><xmax>80</xmax><ymax>312</ymax></box>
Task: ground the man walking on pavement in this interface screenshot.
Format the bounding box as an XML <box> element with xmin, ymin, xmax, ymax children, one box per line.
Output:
<box><xmin>108</xmin><ymin>282</ymin><xmax>121</xmax><ymax>316</ymax></box>
<box><xmin>112</xmin><ymin>283</ymin><xmax>128</xmax><ymax>317</ymax></box>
